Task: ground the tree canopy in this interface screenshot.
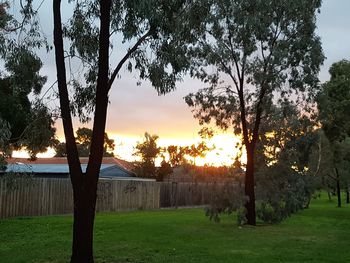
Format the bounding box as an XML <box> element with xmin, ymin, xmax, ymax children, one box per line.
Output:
<box><xmin>54</xmin><ymin>127</ymin><xmax>115</xmax><ymax>157</ymax></box>
<box><xmin>318</xmin><ymin>60</ymin><xmax>350</xmax><ymax>142</ymax></box>
<box><xmin>133</xmin><ymin>132</ymin><xmax>161</xmax><ymax>177</ymax></box>
<box><xmin>185</xmin><ymin>0</ymin><xmax>324</xmax><ymax>225</ymax></box>
<box><xmin>0</xmin><ymin>1</ymin><xmax>56</xmax><ymax>160</ymax></box>
<box><xmin>53</xmin><ymin>0</ymin><xmax>198</xmax><ymax>260</ymax></box>
<box><xmin>317</xmin><ymin>60</ymin><xmax>350</xmax><ymax>207</ymax></box>
<box><xmin>62</xmin><ymin>0</ymin><xmax>198</xmax><ymax>122</ymax></box>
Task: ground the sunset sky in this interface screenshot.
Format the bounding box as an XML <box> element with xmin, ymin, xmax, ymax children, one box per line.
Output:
<box><xmin>12</xmin><ymin>0</ymin><xmax>350</xmax><ymax>166</ymax></box>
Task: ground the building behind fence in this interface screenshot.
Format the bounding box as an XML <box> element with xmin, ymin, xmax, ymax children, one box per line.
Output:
<box><xmin>0</xmin><ymin>178</ymin><xmax>231</xmax><ymax>219</ymax></box>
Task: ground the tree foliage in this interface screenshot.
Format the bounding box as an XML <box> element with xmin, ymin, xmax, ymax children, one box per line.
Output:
<box><xmin>0</xmin><ymin>1</ymin><xmax>56</xmax><ymax>159</ymax></box>
<box><xmin>53</xmin><ymin>0</ymin><xmax>200</xmax><ymax>260</ymax></box>
<box><xmin>206</xmin><ymin>103</ymin><xmax>321</xmax><ymax>224</ymax></box>
<box><xmin>185</xmin><ymin>0</ymin><xmax>324</xmax><ymax>225</ymax></box>
<box><xmin>317</xmin><ymin>60</ymin><xmax>350</xmax><ymax>207</ymax></box>
<box><xmin>167</xmin><ymin>145</ymin><xmax>188</xmax><ymax>167</ymax></box>
<box><xmin>62</xmin><ymin>0</ymin><xmax>197</xmax><ymax>122</ymax></box>
<box><xmin>133</xmin><ymin>132</ymin><xmax>161</xmax><ymax>178</ymax></box>
<box><xmin>256</xmin><ymin>101</ymin><xmax>318</xmax><ymax>172</ymax></box>
<box><xmin>318</xmin><ymin>60</ymin><xmax>350</xmax><ymax>142</ymax></box>
<box><xmin>184</xmin><ymin>141</ymin><xmax>211</xmax><ymax>165</ymax></box>
<box><xmin>54</xmin><ymin>127</ymin><xmax>115</xmax><ymax>157</ymax></box>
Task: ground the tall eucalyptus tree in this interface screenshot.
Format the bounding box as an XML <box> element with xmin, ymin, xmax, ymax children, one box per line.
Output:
<box><xmin>185</xmin><ymin>0</ymin><xmax>324</xmax><ymax>225</ymax></box>
<box><xmin>53</xmin><ymin>0</ymin><xmax>202</xmax><ymax>261</ymax></box>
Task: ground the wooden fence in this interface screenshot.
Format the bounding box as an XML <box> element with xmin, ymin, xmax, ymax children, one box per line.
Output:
<box><xmin>160</xmin><ymin>182</ymin><xmax>233</xmax><ymax>208</ymax></box>
<box><xmin>0</xmin><ymin>178</ymin><xmax>235</xmax><ymax>219</ymax></box>
<box><xmin>0</xmin><ymin>178</ymin><xmax>160</xmax><ymax>219</ymax></box>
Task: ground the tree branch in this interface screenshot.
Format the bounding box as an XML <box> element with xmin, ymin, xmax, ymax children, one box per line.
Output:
<box><xmin>227</xmin><ymin>25</ymin><xmax>243</xmax><ymax>84</ymax></box>
<box><xmin>53</xmin><ymin>0</ymin><xmax>82</xmax><ymax>184</ymax></box>
<box><xmin>107</xmin><ymin>30</ymin><xmax>152</xmax><ymax>91</ymax></box>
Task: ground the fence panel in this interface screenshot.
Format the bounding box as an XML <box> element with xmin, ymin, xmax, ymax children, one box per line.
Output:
<box><xmin>0</xmin><ymin>178</ymin><xmax>160</xmax><ymax>219</ymax></box>
<box><xmin>160</xmin><ymin>182</ymin><xmax>223</xmax><ymax>208</ymax></box>
<box><xmin>1</xmin><ymin>178</ymin><xmax>236</xmax><ymax>219</ymax></box>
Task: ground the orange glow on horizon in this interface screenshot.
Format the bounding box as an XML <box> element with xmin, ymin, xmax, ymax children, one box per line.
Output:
<box><xmin>108</xmin><ymin>132</ymin><xmax>244</xmax><ymax>167</ymax></box>
<box><xmin>12</xmin><ymin>133</ymin><xmax>245</xmax><ymax>167</ymax></box>
<box><xmin>12</xmin><ymin>147</ymin><xmax>56</xmax><ymax>159</ymax></box>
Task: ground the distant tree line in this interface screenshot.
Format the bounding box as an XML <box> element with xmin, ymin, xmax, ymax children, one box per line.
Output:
<box><xmin>53</xmin><ymin>127</ymin><xmax>115</xmax><ymax>158</ymax></box>
<box><xmin>132</xmin><ymin>131</ymin><xmax>216</xmax><ymax>181</ymax></box>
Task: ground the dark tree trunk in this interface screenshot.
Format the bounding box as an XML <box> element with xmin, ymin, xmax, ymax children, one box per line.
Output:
<box><xmin>53</xmin><ymin>0</ymin><xmax>82</xmax><ymax>178</ymax></box>
<box><xmin>336</xmin><ymin>179</ymin><xmax>341</xmax><ymax>208</ymax></box>
<box><xmin>245</xmin><ymin>146</ymin><xmax>256</xmax><ymax>225</ymax></box>
<box><xmin>70</xmin><ymin>182</ymin><xmax>98</xmax><ymax>263</ymax></box>
<box><xmin>53</xmin><ymin>0</ymin><xmax>112</xmax><ymax>262</ymax></box>
<box><xmin>335</xmin><ymin>168</ymin><xmax>341</xmax><ymax>208</ymax></box>
<box><xmin>346</xmin><ymin>183</ymin><xmax>350</xmax><ymax>204</ymax></box>
<box><xmin>327</xmin><ymin>190</ymin><xmax>332</xmax><ymax>201</ymax></box>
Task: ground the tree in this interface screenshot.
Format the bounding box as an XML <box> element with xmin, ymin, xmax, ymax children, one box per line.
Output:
<box><xmin>185</xmin><ymin>141</ymin><xmax>210</xmax><ymax>165</ymax></box>
<box><xmin>254</xmin><ymin>103</ymin><xmax>320</xmax><ymax>222</ymax></box>
<box><xmin>0</xmin><ymin>1</ymin><xmax>56</xmax><ymax>160</ymax></box>
<box><xmin>133</xmin><ymin>132</ymin><xmax>161</xmax><ymax>178</ymax></box>
<box><xmin>53</xmin><ymin>1</ymin><xmax>191</xmax><ymax>261</ymax></box>
<box><xmin>317</xmin><ymin>60</ymin><xmax>350</xmax><ymax>207</ymax></box>
<box><xmin>185</xmin><ymin>0</ymin><xmax>323</xmax><ymax>225</ymax></box>
<box><xmin>205</xmin><ymin>102</ymin><xmax>321</xmax><ymax>224</ymax></box>
<box><xmin>313</xmin><ymin>133</ymin><xmax>350</xmax><ymax>207</ymax></box>
<box><xmin>53</xmin><ymin>140</ymin><xmax>67</xmax><ymax>157</ymax></box>
<box><xmin>256</xmin><ymin>102</ymin><xmax>318</xmax><ymax>174</ymax></box>
<box><xmin>22</xmin><ymin>101</ymin><xmax>57</xmax><ymax>160</ymax></box>
<box><xmin>157</xmin><ymin>159</ymin><xmax>173</xmax><ymax>181</ymax></box>
<box><xmin>54</xmin><ymin>127</ymin><xmax>115</xmax><ymax>157</ymax></box>
<box><xmin>0</xmin><ymin>118</ymin><xmax>11</xmax><ymax>170</ymax></box>
<box><xmin>167</xmin><ymin>145</ymin><xmax>188</xmax><ymax>167</ymax></box>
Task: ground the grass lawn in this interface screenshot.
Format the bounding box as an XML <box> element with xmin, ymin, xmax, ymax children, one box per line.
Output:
<box><xmin>0</xmin><ymin>193</ymin><xmax>349</xmax><ymax>263</ymax></box>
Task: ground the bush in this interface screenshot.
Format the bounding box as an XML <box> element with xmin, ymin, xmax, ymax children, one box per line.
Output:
<box><xmin>255</xmin><ymin>162</ymin><xmax>319</xmax><ymax>224</ymax></box>
<box><xmin>205</xmin><ymin>176</ymin><xmax>247</xmax><ymax>223</ymax></box>
<box><xmin>236</xmin><ymin>207</ymin><xmax>247</xmax><ymax>225</ymax></box>
<box><xmin>256</xmin><ymin>200</ymin><xmax>287</xmax><ymax>224</ymax></box>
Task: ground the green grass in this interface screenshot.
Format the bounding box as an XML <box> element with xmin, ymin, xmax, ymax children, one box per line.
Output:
<box><xmin>0</xmin><ymin>193</ymin><xmax>349</xmax><ymax>263</ymax></box>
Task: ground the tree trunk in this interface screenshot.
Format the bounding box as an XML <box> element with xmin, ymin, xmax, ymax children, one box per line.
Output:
<box><xmin>335</xmin><ymin>168</ymin><xmax>341</xmax><ymax>208</ymax></box>
<box><xmin>327</xmin><ymin>190</ymin><xmax>332</xmax><ymax>201</ymax></box>
<box><xmin>53</xmin><ymin>0</ymin><xmax>111</xmax><ymax>261</ymax></box>
<box><xmin>245</xmin><ymin>146</ymin><xmax>256</xmax><ymax>225</ymax></box>
<box><xmin>336</xmin><ymin>179</ymin><xmax>341</xmax><ymax>208</ymax></box>
<box><xmin>70</xmin><ymin>180</ymin><xmax>98</xmax><ymax>263</ymax></box>
<box><xmin>346</xmin><ymin>183</ymin><xmax>349</xmax><ymax>204</ymax></box>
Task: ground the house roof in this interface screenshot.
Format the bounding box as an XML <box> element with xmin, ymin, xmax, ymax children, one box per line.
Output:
<box><xmin>6</xmin><ymin>157</ymin><xmax>119</xmax><ymax>165</ymax></box>
<box><xmin>4</xmin><ymin>157</ymin><xmax>136</xmax><ymax>178</ymax></box>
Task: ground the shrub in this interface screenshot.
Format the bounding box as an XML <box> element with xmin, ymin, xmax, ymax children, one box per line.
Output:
<box><xmin>205</xmin><ymin>176</ymin><xmax>247</xmax><ymax>223</ymax></box>
<box><xmin>256</xmin><ymin>200</ymin><xmax>287</xmax><ymax>224</ymax></box>
<box><xmin>255</xmin><ymin>162</ymin><xmax>318</xmax><ymax>223</ymax></box>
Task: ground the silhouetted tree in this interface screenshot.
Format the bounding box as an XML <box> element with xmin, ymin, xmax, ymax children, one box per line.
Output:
<box><xmin>54</xmin><ymin>127</ymin><xmax>115</xmax><ymax>157</ymax></box>
<box><xmin>133</xmin><ymin>132</ymin><xmax>161</xmax><ymax>178</ymax></box>
<box><xmin>53</xmin><ymin>1</ymin><xmax>192</xmax><ymax>260</ymax></box>
<box><xmin>317</xmin><ymin>60</ymin><xmax>350</xmax><ymax>207</ymax></box>
<box><xmin>167</xmin><ymin>145</ymin><xmax>188</xmax><ymax>167</ymax></box>
<box><xmin>0</xmin><ymin>2</ymin><xmax>56</xmax><ymax>160</ymax></box>
<box><xmin>185</xmin><ymin>0</ymin><xmax>323</xmax><ymax>225</ymax></box>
